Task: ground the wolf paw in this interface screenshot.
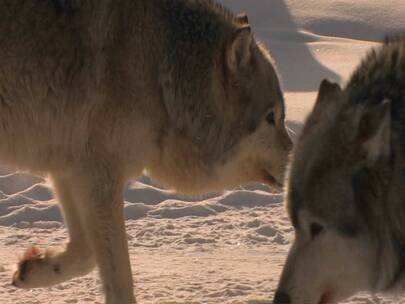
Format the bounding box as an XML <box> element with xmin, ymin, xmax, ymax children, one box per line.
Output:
<box><xmin>12</xmin><ymin>246</ymin><xmax>61</xmax><ymax>288</ymax></box>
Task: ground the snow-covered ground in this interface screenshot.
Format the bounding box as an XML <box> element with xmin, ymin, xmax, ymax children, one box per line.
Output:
<box><xmin>1</xmin><ymin>1</ymin><xmax>404</xmax><ymax>303</ymax></box>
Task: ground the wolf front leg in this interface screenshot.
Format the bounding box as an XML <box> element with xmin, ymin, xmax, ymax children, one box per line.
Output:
<box><xmin>12</xmin><ymin>175</ymin><xmax>96</xmax><ymax>288</ymax></box>
<box><xmin>73</xmin><ymin>163</ymin><xmax>136</xmax><ymax>304</ymax></box>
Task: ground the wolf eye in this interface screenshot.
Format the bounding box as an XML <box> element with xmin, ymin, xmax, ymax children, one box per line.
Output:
<box><xmin>310</xmin><ymin>222</ymin><xmax>323</xmax><ymax>238</ymax></box>
<box><xmin>266</xmin><ymin>112</ymin><xmax>275</xmax><ymax>125</ymax></box>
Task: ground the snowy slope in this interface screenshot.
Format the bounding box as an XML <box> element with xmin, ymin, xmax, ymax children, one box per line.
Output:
<box><xmin>1</xmin><ymin>0</ymin><xmax>405</xmax><ymax>303</ymax></box>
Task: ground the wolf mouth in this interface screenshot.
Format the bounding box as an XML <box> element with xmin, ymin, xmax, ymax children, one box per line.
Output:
<box><xmin>263</xmin><ymin>171</ymin><xmax>282</xmax><ymax>189</ymax></box>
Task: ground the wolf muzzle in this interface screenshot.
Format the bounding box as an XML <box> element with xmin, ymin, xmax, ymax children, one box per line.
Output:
<box><xmin>273</xmin><ymin>290</ymin><xmax>291</xmax><ymax>303</ymax></box>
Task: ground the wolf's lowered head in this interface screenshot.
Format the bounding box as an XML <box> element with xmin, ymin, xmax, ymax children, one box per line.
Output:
<box><xmin>274</xmin><ymin>37</ymin><xmax>405</xmax><ymax>304</ymax></box>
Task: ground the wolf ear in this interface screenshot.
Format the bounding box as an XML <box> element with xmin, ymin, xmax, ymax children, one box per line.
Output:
<box><xmin>227</xmin><ymin>25</ymin><xmax>253</xmax><ymax>71</ymax></box>
<box><xmin>235</xmin><ymin>13</ymin><xmax>249</xmax><ymax>25</ymax></box>
<box><xmin>302</xmin><ymin>79</ymin><xmax>342</xmax><ymax>135</ymax></box>
<box><xmin>355</xmin><ymin>99</ymin><xmax>391</xmax><ymax>162</ymax></box>
<box><xmin>311</xmin><ymin>79</ymin><xmax>342</xmax><ymax>120</ymax></box>
<box><xmin>314</xmin><ymin>79</ymin><xmax>342</xmax><ymax>109</ymax></box>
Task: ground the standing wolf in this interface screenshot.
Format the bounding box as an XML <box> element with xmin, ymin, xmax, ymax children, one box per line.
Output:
<box><xmin>273</xmin><ymin>36</ymin><xmax>405</xmax><ymax>304</ymax></box>
<box><xmin>3</xmin><ymin>0</ymin><xmax>292</xmax><ymax>303</ymax></box>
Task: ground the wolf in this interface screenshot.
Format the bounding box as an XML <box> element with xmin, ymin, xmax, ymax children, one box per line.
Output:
<box><xmin>2</xmin><ymin>0</ymin><xmax>292</xmax><ymax>303</ymax></box>
<box><xmin>273</xmin><ymin>36</ymin><xmax>405</xmax><ymax>304</ymax></box>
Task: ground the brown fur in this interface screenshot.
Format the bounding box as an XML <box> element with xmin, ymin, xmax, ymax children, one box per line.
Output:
<box><xmin>4</xmin><ymin>1</ymin><xmax>291</xmax><ymax>303</ymax></box>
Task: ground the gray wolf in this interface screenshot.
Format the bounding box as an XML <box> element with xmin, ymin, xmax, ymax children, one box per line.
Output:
<box><xmin>273</xmin><ymin>36</ymin><xmax>405</xmax><ymax>304</ymax></box>
<box><xmin>2</xmin><ymin>0</ymin><xmax>292</xmax><ymax>303</ymax></box>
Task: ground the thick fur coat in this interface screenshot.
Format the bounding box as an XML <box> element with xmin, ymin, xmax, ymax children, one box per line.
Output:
<box><xmin>3</xmin><ymin>1</ymin><xmax>291</xmax><ymax>303</ymax></box>
<box><xmin>274</xmin><ymin>36</ymin><xmax>405</xmax><ymax>304</ymax></box>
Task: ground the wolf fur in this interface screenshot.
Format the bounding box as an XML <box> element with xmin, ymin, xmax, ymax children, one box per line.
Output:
<box><xmin>2</xmin><ymin>0</ymin><xmax>292</xmax><ymax>303</ymax></box>
<box><xmin>273</xmin><ymin>36</ymin><xmax>405</xmax><ymax>304</ymax></box>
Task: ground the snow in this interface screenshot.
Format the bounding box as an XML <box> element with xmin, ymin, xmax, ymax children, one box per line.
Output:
<box><xmin>1</xmin><ymin>0</ymin><xmax>405</xmax><ymax>303</ymax></box>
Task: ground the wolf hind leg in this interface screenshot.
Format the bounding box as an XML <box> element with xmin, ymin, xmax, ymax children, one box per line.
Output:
<box><xmin>12</xmin><ymin>174</ymin><xmax>96</xmax><ymax>288</ymax></box>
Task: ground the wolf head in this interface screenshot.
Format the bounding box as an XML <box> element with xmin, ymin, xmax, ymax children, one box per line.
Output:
<box><xmin>213</xmin><ymin>21</ymin><xmax>293</xmax><ymax>191</ymax></box>
<box><xmin>151</xmin><ymin>5</ymin><xmax>292</xmax><ymax>194</ymax></box>
<box><xmin>273</xmin><ymin>77</ymin><xmax>398</xmax><ymax>303</ymax></box>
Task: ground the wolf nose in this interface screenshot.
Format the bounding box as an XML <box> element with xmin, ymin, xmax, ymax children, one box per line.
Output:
<box><xmin>273</xmin><ymin>290</ymin><xmax>291</xmax><ymax>303</ymax></box>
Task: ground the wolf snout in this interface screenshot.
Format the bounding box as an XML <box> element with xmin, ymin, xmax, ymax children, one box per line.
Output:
<box><xmin>273</xmin><ymin>290</ymin><xmax>291</xmax><ymax>304</ymax></box>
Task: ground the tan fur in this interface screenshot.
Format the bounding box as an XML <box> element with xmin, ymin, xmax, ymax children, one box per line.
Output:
<box><xmin>3</xmin><ymin>1</ymin><xmax>291</xmax><ymax>303</ymax></box>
